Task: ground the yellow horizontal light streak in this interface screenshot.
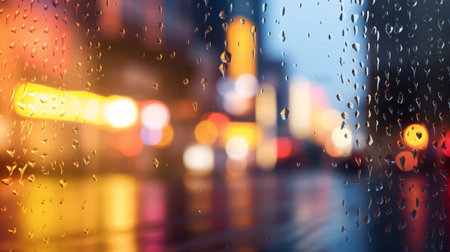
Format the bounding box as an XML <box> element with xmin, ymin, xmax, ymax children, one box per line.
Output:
<box><xmin>14</xmin><ymin>83</ymin><xmax>137</xmax><ymax>128</ymax></box>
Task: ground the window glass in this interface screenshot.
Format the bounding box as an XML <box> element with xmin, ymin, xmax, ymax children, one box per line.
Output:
<box><xmin>0</xmin><ymin>0</ymin><xmax>448</xmax><ymax>251</ymax></box>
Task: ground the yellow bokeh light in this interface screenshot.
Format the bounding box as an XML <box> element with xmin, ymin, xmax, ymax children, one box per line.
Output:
<box><xmin>154</xmin><ymin>124</ymin><xmax>175</xmax><ymax>148</ymax></box>
<box><xmin>222</xmin><ymin>122</ymin><xmax>262</xmax><ymax>148</ymax></box>
<box><xmin>194</xmin><ymin>120</ymin><xmax>218</xmax><ymax>145</ymax></box>
<box><xmin>14</xmin><ymin>82</ymin><xmax>108</xmax><ymax>125</ymax></box>
<box><xmin>402</xmin><ymin>124</ymin><xmax>428</xmax><ymax>150</ymax></box>
<box><xmin>14</xmin><ymin>83</ymin><xmax>138</xmax><ymax>129</ymax></box>
<box><xmin>227</xmin><ymin>17</ymin><xmax>256</xmax><ymax>78</ymax></box>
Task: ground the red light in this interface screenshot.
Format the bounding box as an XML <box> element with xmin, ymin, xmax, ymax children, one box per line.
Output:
<box><xmin>207</xmin><ymin>112</ymin><xmax>230</xmax><ymax>130</ymax></box>
<box><xmin>274</xmin><ymin>137</ymin><xmax>292</xmax><ymax>159</ymax></box>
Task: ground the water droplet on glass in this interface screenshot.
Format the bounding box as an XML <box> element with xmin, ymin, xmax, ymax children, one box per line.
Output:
<box><xmin>411</xmin><ymin>209</ymin><xmax>418</xmax><ymax>220</ymax></box>
<box><xmin>219</xmin><ymin>10</ymin><xmax>227</xmax><ymax>20</ymax></box>
<box><xmin>201</xmin><ymin>78</ymin><xmax>208</xmax><ymax>90</ymax></box>
<box><xmin>72</xmin><ymin>139</ymin><xmax>80</xmax><ymax>149</ymax></box>
<box><xmin>262</xmin><ymin>3</ymin><xmax>267</xmax><ymax>13</ymax></box>
<box><xmin>1</xmin><ymin>177</ymin><xmax>12</xmax><ymax>186</ymax></box>
<box><xmin>280</xmin><ymin>107</ymin><xmax>289</xmax><ymax>120</ymax></box>
<box><xmin>192</xmin><ymin>101</ymin><xmax>198</xmax><ymax>112</ymax></box>
<box><xmin>153</xmin><ymin>158</ymin><xmax>160</xmax><ymax>168</ymax></box>
<box><xmin>220</xmin><ymin>50</ymin><xmax>231</xmax><ymax>63</ymax></box>
<box><xmin>352</xmin><ymin>43</ymin><xmax>360</xmax><ymax>52</ymax></box>
<box><xmin>59</xmin><ymin>179</ymin><xmax>68</xmax><ymax>189</ymax></box>
<box><xmin>219</xmin><ymin>63</ymin><xmax>228</xmax><ymax>77</ymax></box>
<box><xmin>407</xmin><ymin>0</ymin><xmax>417</xmax><ymax>7</ymax></box>
<box><xmin>280</xmin><ymin>30</ymin><xmax>286</xmax><ymax>42</ymax></box>
<box><xmin>183</xmin><ymin>78</ymin><xmax>189</xmax><ymax>86</ymax></box>
<box><xmin>341</xmin><ymin>112</ymin><xmax>349</xmax><ymax>119</ymax></box>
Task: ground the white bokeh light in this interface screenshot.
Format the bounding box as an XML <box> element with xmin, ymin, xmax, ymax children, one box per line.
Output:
<box><xmin>183</xmin><ymin>144</ymin><xmax>214</xmax><ymax>174</ymax></box>
<box><xmin>104</xmin><ymin>97</ymin><xmax>137</xmax><ymax>128</ymax></box>
<box><xmin>141</xmin><ymin>101</ymin><xmax>170</xmax><ymax>130</ymax></box>
<box><xmin>225</xmin><ymin>136</ymin><xmax>249</xmax><ymax>160</ymax></box>
<box><xmin>235</xmin><ymin>74</ymin><xmax>259</xmax><ymax>98</ymax></box>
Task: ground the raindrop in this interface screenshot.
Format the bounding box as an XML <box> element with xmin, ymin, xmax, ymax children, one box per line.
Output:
<box><xmin>220</xmin><ymin>50</ymin><xmax>231</xmax><ymax>63</ymax></box>
<box><xmin>1</xmin><ymin>177</ymin><xmax>12</xmax><ymax>186</ymax></box>
<box><xmin>423</xmin><ymin>14</ymin><xmax>432</xmax><ymax>22</ymax></box>
<box><xmin>411</xmin><ymin>209</ymin><xmax>418</xmax><ymax>220</ymax></box>
<box><xmin>72</xmin><ymin>139</ymin><xmax>80</xmax><ymax>149</ymax></box>
<box><xmin>219</xmin><ymin>63</ymin><xmax>228</xmax><ymax>77</ymax></box>
<box><xmin>280</xmin><ymin>107</ymin><xmax>289</xmax><ymax>120</ymax></box>
<box><xmin>153</xmin><ymin>158</ymin><xmax>160</xmax><ymax>168</ymax></box>
<box><xmin>352</xmin><ymin>43</ymin><xmax>360</xmax><ymax>52</ymax></box>
<box><xmin>219</xmin><ymin>10</ymin><xmax>227</xmax><ymax>20</ymax></box>
<box><xmin>59</xmin><ymin>179</ymin><xmax>68</xmax><ymax>189</ymax></box>
<box><xmin>183</xmin><ymin>78</ymin><xmax>189</xmax><ymax>86</ymax></box>
<box><xmin>407</xmin><ymin>0</ymin><xmax>417</xmax><ymax>7</ymax></box>
<box><xmin>201</xmin><ymin>78</ymin><xmax>208</xmax><ymax>90</ymax></box>
<box><xmin>192</xmin><ymin>101</ymin><xmax>198</xmax><ymax>112</ymax></box>
<box><xmin>262</xmin><ymin>3</ymin><xmax>267</xmax><ymax>13</ymax></box>
<box><xmin>280</xmin><ymin>30</ymin><xmax>286</xmax><ymax>42</ymax></box>
<box><xmin>341</xmin><ymin>112</ymin><xmax>349</xmax><ymax>120</ymax></box>
<box><xmin>120</xmin><ymin>28</ymin><xmax>126</xmax><ymax>39</ymax></box>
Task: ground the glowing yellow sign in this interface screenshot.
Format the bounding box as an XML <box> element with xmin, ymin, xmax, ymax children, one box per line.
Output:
<box><xmin>227</xmin><ymin>17</ymin><xmax>256</xmax><ymax>78</ymax></box>
<box><xmin>14</xmin><ymin>83</ymin><xmax>137</xmax><ymax>129</ymax></box>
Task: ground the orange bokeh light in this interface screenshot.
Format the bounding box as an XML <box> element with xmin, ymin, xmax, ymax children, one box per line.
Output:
<box><xmin>194</xmin><ymin>120</ymin><xmax>218</xmax><ymax>145</ymax></box>
<box><xmin>111</xmin><ymin>132</ymin><xmax>144</xmax><ymax>157</ymax></box>
<box><xmin>395</xmin><ymin>151</ymin><xmax>418</xmax><ymax>172</ymax></box>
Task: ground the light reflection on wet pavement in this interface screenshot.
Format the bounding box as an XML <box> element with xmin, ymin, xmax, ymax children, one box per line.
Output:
<box><xmin>0</xmin><ymin>170</ymin><xmax>367</xmax><ymax>251</ymax></box>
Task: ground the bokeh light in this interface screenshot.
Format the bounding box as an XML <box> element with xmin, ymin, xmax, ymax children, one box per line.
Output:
<box><xmin>206</xmin><ymin>112</ymin><xmax>230</xmax><ymax>131</ymax></box>
<box><xmin>320</xmin><ymin>109</ymin><xmax>342</xmax><ymax>131</ymax></box>
<box><xmin>222</xmin><ymin>122</ymin><xmax>261</xmax><ymax>148</ymax></box>
<box><xmin>154</xmin><ymin>124</ymin><xmax>174</xmax><ymax>148</ymax></box>
<box><xmin>402</xmin><ymin>124</ymin><xmax>428</xmax><ymax>150</ymax></box>
<box><xmin>395</xmin><ymin>151</ymin><xmax>418</xmax><ymax>172</ymax></box>
<box><xmin>183</xmin><ymin>145</ymin><xmax>214</xmax><ymax>174</ymax></box>
<box><xmin>223</xmin><ymin>90</ymin><xmax>251</xmax><ymax>116</ymax></box>
<box><xmin>235</xmin><ymin>74</ymin><xmax>259</xmax><ymax>98</ymax></box>
<box><xmin>325</xmin><ymin>127</ymin><xmax>352</xmax><ymax>157</ymax></box>
<box><xmin>112</xmin><ymin>132</ymin><xmax>144</xmax><ymax>157</ymax></box>
<box><xmin>141</xmin><ymin>101</ymin><xmax>170</xmax><ymax>130</ymax></box>
<box><xmin>83</xmin><ymin>99</ymin><xmax>102</xmax><ymax>121</ymax></box>
<box><xmin>140</xmin><ymin>127</ymin><xmax>163</xmax><ymax>146</ymax></box>
<box><xmin>194</xmin><ymin>120</ymin><xmax>218</xmax><ymax>145</ymax></box>
<box><xmin>104</xmin><ymin>96</ymin><xmax>138</xmax><ymax>128</ymax></box>
<box><xmin>274</xmin><ymin>137</ymin><xmax>292</xmax><ymax>159</ymax></box>
<box><xmin>225</xmin><ymin>136</ymin><xmax>249</xmax><ymax>160</ymax></box>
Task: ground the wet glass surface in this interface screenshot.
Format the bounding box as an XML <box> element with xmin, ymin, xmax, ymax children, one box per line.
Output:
<box><xmin>0</xmin><ymin>169</ymin><xmax>367</xmax><ymax>251</ymax></box>
<box><xmin>0</xmin><ymin>0</ymin><xmax>449</xmax><ymax>251</ymax></box>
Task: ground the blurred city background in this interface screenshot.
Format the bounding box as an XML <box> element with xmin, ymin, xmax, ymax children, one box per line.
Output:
<box><xmin>0</xmin><ymin>0</ymin><xmax>449</xmax><ymax>251</ymax></box>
